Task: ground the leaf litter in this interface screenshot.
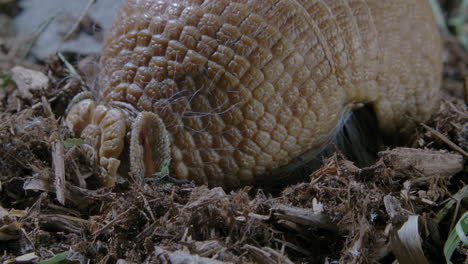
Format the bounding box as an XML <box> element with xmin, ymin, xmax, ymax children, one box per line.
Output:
<box><xmin>0</xmin><ymin>1</ymin><xmax>467</xmax><ymax>263</ymax></box>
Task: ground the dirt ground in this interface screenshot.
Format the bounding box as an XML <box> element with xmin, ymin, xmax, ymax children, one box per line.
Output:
<box><xmin>0</xmin><ymin>1</ymin><xmax>467</xmax><ymax>263</ymax></box>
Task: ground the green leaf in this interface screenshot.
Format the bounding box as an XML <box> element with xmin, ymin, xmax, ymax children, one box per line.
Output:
<box><xmin>154</xmin><ymin>159</ymin><xmax>171</xmax><ymax>178</ymax></box>
<box><xmin>429</xmin><ymin>0</ymin><xmax>449</xmax><ymax>34</ymax></box>
<box><xmin>63</xmin><ymin>138</ymin><xmax>86</xmax><ymax>149</ymax></box>
<box><xmin>0</xmin><ymin>72</ymin><xmax>13</xmax><ymax>88</ymax></box>
<box><xmin>446</xmin><ymin>0</ymin><xmax>468</xmax><ymax>50</ymax></box>
<box><xmin>444</xmin><ymin>212</ymin><xmax>468</xmax><ymax>264</ymax></box>
<box><xmin>37</xmin><ymin>251</ymin><xmax>69</xmax><ymax>264</ymax></box>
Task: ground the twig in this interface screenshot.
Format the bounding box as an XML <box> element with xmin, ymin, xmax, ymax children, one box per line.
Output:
<box><xmin>41</xmin><ymin>96</ymin><xmax>55</xmax><ymax>119</ymax></box>
<box><xmin>272</xmin><ymin>238</ymin><xmax>312</xmax><ymax>256</ymax></box>
<box><xmin>52</xmin><ymin>138</ymin><xmax>66</xmax><ymax>205</ymax></box>
<box><xmin>447</xmin><ymin>101</ymin><xmax>468</xmax><ymax>119</ymax></box>
<box><xmin>93</xmin><ymin>207</ymin><xmax>132</xmax><ymax>237</ymax></box>
<box><xmin>139</xmin><ymin>189</ymin><xmax>156</xmax><ymax>222</ymax></box>
<box><xmin>421</xmin><ymin>123</ymin><xmax>468</xmax><ymax>157</ymax></box>
<box><xmin>31</xmin><ymin>78</ymin><xmax>84</xmax><ymax>112</ymax></box>
<box><xmin>20</xmin><ymin>228</ymin><xmax>36</xmax><ymax>252</ymax></box>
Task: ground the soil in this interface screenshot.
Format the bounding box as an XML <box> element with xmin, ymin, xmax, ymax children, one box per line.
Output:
<box><xmin>0</xmin><ymin>1</ymin><xmax>466</xmax><ymax>263</ymax></box>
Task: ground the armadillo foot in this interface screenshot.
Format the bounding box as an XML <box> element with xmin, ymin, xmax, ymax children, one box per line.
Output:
<box><xmin>65</xmin><ymin>93</ymin><xmax>170</xmax><ymax>186</ymax></box>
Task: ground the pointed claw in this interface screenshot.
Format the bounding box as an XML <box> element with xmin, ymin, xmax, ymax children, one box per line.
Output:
<box><xmin>65</xmin><ymin>94</ymin><xmax>96</xmax><ymax>136</ymax></box>
<box><xmin>130</xmin><ymin>112</ymin><xmax>171</xmax><ymax>183</ymax></box>
<box><xmin>66</xmin><ymin>95</ymin><xmax>170</xmax><ymax>186</ymax></box>
<box><xmin>97</xmin><ymin>108</ymin><xmax>127</xmax><ymax>186</ymax></box>
<box><xmin>65</xmin><ymin>93</ymin><xmax>128</xmax><ymax>186</ymax></box>
<box><xmin>99</xmin><ymin>157</ymin><xmax>120</xmax><ymax>186</ymax></box>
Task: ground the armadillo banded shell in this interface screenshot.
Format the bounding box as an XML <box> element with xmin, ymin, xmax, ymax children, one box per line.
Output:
<box><xmin>97</xmin><ymin>0</ymin><xmax>442</xmax><ymax>187</ymax></box>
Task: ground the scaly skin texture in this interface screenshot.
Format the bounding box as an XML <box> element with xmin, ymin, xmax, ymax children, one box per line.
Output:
<box><xmin>66</xmin><ymin>0</ymin><xmax>442</xmax><ymax>188</ymax></box>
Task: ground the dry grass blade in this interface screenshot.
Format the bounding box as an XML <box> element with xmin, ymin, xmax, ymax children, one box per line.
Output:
<box><xmin>92</xmin><ymin>207</ymin><xmax>132</xmax><ymax>237</ymax></box>
<box><xmin>57</xmin><ymin>53</ymin><xmax>85</xmax><ymax>85</ymax></box>
<box><xmin>421</xmin><ymin>123</ymin><xmax>468</xmax><ymax>157</ymax></box>
<box><xmin>391</xmin><ymin>216</ymin><xmax>430</xmax><ymax>264</ymax></box>
<box><xmin>435</xmin><ymin>185</ymin><xmax>468</xmax><ymax>225</ymax></box>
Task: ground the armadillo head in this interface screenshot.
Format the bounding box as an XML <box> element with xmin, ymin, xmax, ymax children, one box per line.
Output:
<box><xmin>65</xmin><ymin>92</ymin><xmax>171</xmax><ymax>186</ymax></box>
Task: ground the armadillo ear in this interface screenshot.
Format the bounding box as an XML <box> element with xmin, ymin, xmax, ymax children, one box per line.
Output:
<box><xmin>130</xmin><ymin>111</ymin><xmax>171</xmax><ymax>183</ymax></box>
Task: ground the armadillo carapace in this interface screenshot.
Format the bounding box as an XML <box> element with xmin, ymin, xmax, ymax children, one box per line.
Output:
<box><xmin>65</xmin><ymin>0</ymin><xmax>442</xmax><ymax>188</ymax></box>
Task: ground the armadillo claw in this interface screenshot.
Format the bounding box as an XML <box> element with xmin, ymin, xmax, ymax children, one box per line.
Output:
<box><xmin>130</xmin><ymin>111</ymin><xmax>171</xmax><ymax>183</ymax></box>
<box><xmin>65</xmin><ymin>92</ymin><xmax>95</xmax><ymax>136</ymax></box>
<box><xmin>65</xmin><ymin>94</ymin><xmax>128</xmax><ymax>186</ymax></box>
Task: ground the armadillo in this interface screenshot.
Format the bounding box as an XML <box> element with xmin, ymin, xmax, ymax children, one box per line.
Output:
<box><xmin>65</xmin><ymin>0</ymin><xmax>442</xmax><ymax>188</ymax></box>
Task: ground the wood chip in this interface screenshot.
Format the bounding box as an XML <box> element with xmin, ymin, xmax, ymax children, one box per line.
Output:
<box><xmin>154</xmin><ymin>247</ymin><xmax>229</xmax><ymax>264</ymax></box>
<box><xmin>379</xmin><ymin>147</ymin><xmax>464</xmax><ymax>178</ymax></box>
<box><xmin>271</xmin><ymin>204</ymin><xmax>336</xmax><ymax>231</ymax></box>
<box><xmin>0</xmin><ymin>221</ymin><xmax>21</xmax><ymax>241</ymax></box>
<box><xmin>52</xmin><ymin>139</ymin><xmax>66</xmax><ymax>205</ymax></box>
<box><xmin>243</xmin><ymin>245</ymin><xmax>294</xmax><ymax>264</ymax></box>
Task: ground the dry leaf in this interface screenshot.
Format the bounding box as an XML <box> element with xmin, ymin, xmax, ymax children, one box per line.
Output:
<box><xmin>391</xmin><ymin>216</ymin><xmax>430</xmax><ymax>264</ymax></box>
